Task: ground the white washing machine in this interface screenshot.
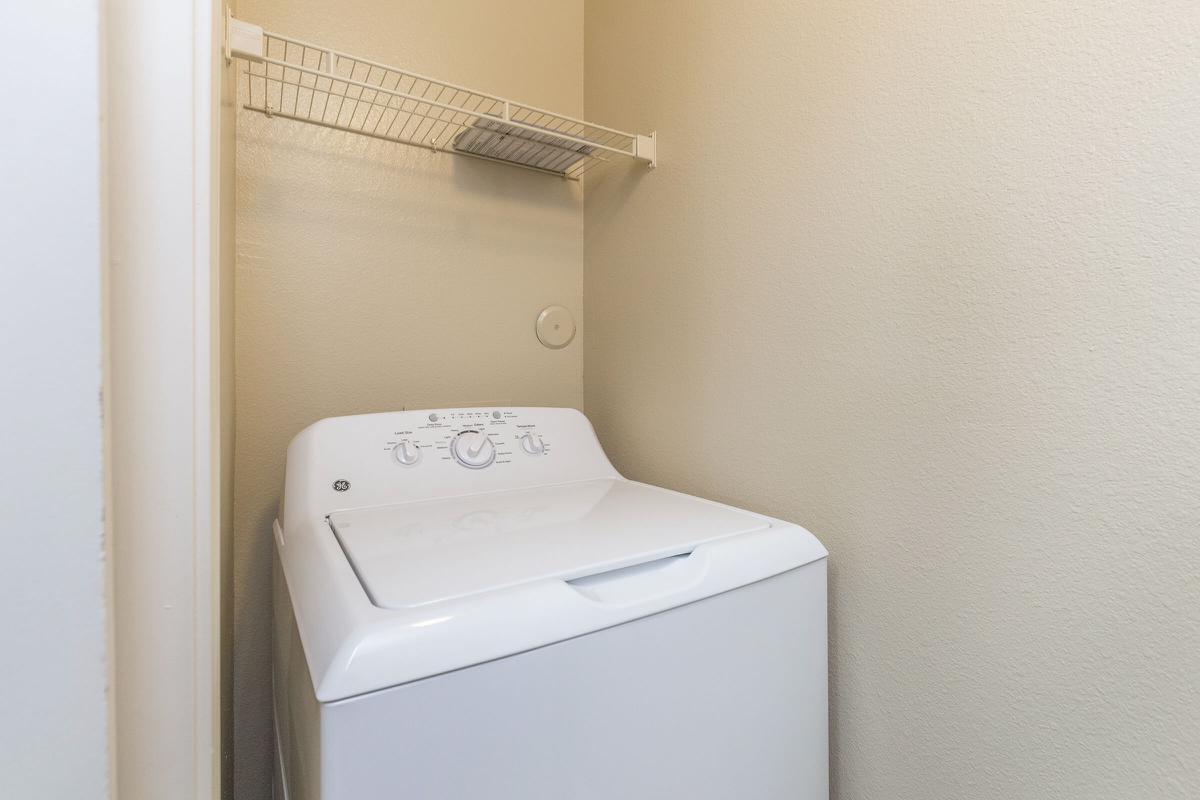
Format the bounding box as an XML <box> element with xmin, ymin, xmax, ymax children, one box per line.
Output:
<box><xmin>273</xmin><ymin>407</ymin><xmax>828</xmax><ymax>799</ymax></box>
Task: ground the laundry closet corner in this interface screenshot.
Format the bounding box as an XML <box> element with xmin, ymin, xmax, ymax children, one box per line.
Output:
<box><xmin>230</xmin><ymin>2</ymin><xmax>585</xmax><ymax>797</ymax></box>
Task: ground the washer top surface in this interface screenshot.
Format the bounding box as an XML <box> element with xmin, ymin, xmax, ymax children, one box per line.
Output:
<box><xmin>278</xmin><ymin>408</ymin><xmax>826</xmax><ymax>700</ymax></box>
<box><xmin>330</xmin><ymin>478</ymin><xmax>771</xmax><ymax>609</ymax></box>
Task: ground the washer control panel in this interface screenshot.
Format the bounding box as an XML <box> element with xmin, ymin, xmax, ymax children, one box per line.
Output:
<box><xmin>285</xmin><ymin>407</ymin><xmax>618</xmax><ymax>519</ymax></box>
<box><xmin>285</xmin><ymin>407</ymin><xmax>614</xmax><ymax>513</ymax></box>
<box><xmin>379</xmin><ymin>408</ymin><xmax>555</xmax><ymax>472</ymax></box>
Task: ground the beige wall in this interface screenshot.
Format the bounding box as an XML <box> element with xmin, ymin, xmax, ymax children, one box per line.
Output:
<box><xmin>232</xmin><ymin>1</ymin><xmax>584</xmax><ymax>796</ymax></box>
<box><xmin>585</xmin><ymin>2</ymin><xmax>1199</xmax><ymax>798</ymax></box>
<box><xmin>219</xmin><ymin>3</ymin><xmax>238</xmax><ymax>798</ymax></box>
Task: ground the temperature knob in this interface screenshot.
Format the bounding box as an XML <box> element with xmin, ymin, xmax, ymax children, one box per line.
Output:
<box><xmin>519</xmin><ymin>431</ymin><xmax>546</xmax><ymax>456</ymax></box>
<box><xmin>451</xmin><ymin>430</ymin><xmax>496</xmax><ymax>469</ymax></box>
<box><xmin>392</xmin><ymin>440</ymin><xmax>421</xmax><ymax>466</ymax></box>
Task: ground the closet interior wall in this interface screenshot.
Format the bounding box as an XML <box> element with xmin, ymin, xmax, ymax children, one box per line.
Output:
<box><xmin>583</xmin><ymin>2</ymin><xmax>1200</xmax><ymax>800</ymax></box>
<box><xmin>230</xmin><ymin>2</ymin><xmax>583</xmax><ymax>798</ymax></box>
<box><xmin>229</xmin><ymin>2</ymin><xmax>1200</xmax><ymax>799</ymax></box>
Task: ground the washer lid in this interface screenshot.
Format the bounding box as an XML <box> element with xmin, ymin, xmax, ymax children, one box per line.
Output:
<box><xmin>329</xmin><ymin>478</ymin><xmax>772</xmax><ymax>609</ymax></box>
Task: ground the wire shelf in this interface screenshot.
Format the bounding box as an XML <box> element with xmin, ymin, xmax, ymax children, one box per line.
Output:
<box><xmin>231</xmin><ymin>20</ymin><xmax>655</xmax><ymax>181</ymax></box>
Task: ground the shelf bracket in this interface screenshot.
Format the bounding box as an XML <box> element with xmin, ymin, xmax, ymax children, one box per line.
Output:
<box><xmin>635</xmin><ymin>132</ymin><xmax>657</xmax><ymax>169</ymax></box>
<box><xmin>225</xmin><ymin>9</ymin><xmax>265</xmax><ymax>65</ymax></box>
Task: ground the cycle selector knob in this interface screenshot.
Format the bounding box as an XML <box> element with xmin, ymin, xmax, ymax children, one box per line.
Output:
<box><xmin>519</xmin><ymin>431</ymin><xmax>546</xmax><ymax>455</ymax></box>
<box><xmin>392</xmin><ymin>440</ymin><xmax>421</xmax><ymax>466</ymax></box>
<box><xmin>451</xmin><ymin>430</ymin><xmax>496</xmax><ymax>469</ymax></box>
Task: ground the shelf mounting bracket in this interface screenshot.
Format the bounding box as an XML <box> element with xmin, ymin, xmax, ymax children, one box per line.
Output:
<box><xmin>635</xmin><ymin>132</ymin><xmax>657</xmax><ymax>169</ymax></box>
<box><xmin>225</xmin><ymin>7</ymin><xmax>265</xmax><ymax>65</ymax></box>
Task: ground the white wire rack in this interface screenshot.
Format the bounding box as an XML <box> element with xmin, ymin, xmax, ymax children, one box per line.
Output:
<box><xmin>226</xmin><ymin>15</ymin><xmax>656</xmax><ymax>181</ymax></box>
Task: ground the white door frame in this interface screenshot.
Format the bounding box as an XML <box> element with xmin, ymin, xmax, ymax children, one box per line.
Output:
<box><xmin>105</xmin><ymin>1</ymin><xmax>224</xmax><ymax>798</ymax></box>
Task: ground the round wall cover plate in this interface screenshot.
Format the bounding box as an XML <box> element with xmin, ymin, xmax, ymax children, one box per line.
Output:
<box><xmin>535</xmin><ymin>305</ymin><xmax>576</xmax><ymax>349</ymax></box>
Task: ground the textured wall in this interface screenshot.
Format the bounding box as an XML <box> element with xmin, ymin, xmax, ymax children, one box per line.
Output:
<box><xmin>233</xmin><ymin>2</ymin><xmax>583</xmax><ymax>797</ymax></box>
<box><xmin>0</xmin><ymin>3</ymin><xmax>109</xmax><ymax>797</ymax></box>
<box><xmin>219</xmin><ymin>3</ymin><xmax>238</xmax><ymax>796</ymax></box>
<box><xmin>584</xmin><ymin>2</ymin><xmax>1200</xmax><ymax>798</ymax></box>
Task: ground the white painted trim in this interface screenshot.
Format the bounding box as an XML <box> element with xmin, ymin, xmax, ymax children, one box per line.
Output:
<box><xmin>99</xmin><ymin>0</ymin><xmax>119</xmax><ymax>792</ymax></box>
<box><xmin>106</xmin><ymin>1</ymin><xmax>222</xmax><ymax>798</ymax></box>
<box><xmin>193</xmin><ymin>2</ymin><xmax>221</xmax><ymax>798</ymax></box>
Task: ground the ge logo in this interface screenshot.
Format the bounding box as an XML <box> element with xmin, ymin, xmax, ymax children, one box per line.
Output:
<box><xmin>332</xmin><ymin>479</ymin><xmax>351</xmax><ymax>492</ymax></box>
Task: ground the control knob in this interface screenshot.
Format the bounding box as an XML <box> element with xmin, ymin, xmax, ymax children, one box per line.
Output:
<box><xmin>519</xmin><ymin>431</ymin><xmax>546</xmax><ymax>456</ymax></box>
<box><xmin>392</xmin><ymin>440</ymin><xmax>421</xmax><ymax>466</ymax></box>
<box><xmin>451</xmin><ymin>430</ymin><xmax>496</xmax><ymax>469</ymax></box>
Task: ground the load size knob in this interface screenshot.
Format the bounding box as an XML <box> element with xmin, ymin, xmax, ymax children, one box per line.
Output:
<box><xmin>451</xmin><ymin>430</ymin><xmax>496</xmax><ymax>469</ymax></box>
<box><xmin>392</xmin><ymin>440</ymin><xmax>421</xmax><ymax>466</ymax></box>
